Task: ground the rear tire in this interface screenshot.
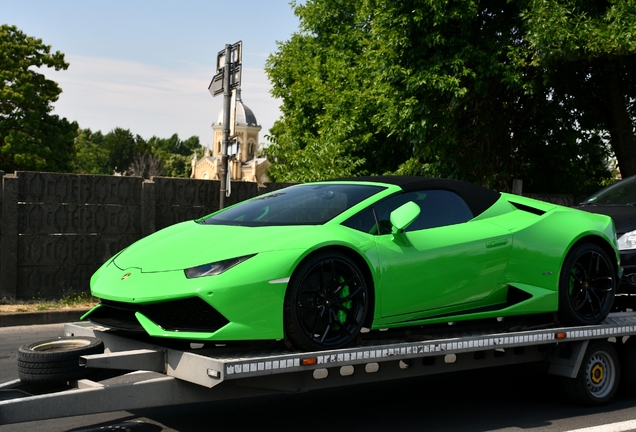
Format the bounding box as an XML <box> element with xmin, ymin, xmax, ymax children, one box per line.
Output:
<box><xmin>558</xmin><ymin>243</ymin><xmax>616</xmax><ymax>326</ymax></box>
<box><xmin>17</xmin><ymin>337</ymin><xmax>104</xmax><ymax>383</ymax></box>
<box><xmin>562</xmin><ymin>341</ymin><xmax>620</xmax><ymax>406</ymax></box>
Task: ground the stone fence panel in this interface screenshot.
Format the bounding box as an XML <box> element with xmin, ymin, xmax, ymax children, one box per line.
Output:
<box><xmin>10</xmin><ymin>172</ymin><xmax>146</xmax><ymax>299</ymax></box>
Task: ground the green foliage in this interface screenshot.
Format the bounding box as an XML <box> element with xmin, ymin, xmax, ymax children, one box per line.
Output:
<box><xmin>73</xmin><ymin>128</ymin><xmax>110</xmax><ymax>174</ymax></box>
<box><xmin>265</xmin><ymin>0</ymin><xmax>631</xmax><ymax>193</ymax></box>
<box><xmin>72</xmin><ymin>129</ymin><xmax>203</xmax><ymax>178</ymax></box>
<box><xmin>522</xmin><ymin>0</ymin><xmax>636</xmax><ymax>62</ymax></box>
<box><xmin>520</xmin><ymin>0</ymin><xmax>636</xmax><ymax>179</ymax></box>
<box><xmin>103</xmin><ymin>127</ymin><xmax>148</xmax><ymax>174</ymax></box>
<box><xmin>147</xmin><ymin>133</ymin><xmax>203</xmax><ymax>177</ymax></box>
<box><xmin>0</xmin><ymin>24</ymin><xmax>78</xmax><ymax>172</ymax></box>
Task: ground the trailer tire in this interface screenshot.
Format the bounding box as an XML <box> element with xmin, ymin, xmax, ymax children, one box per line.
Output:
<box><xmin>17</xmin><ymin>337</ymin><xmax>104</xmax><ymax>383</ymax></box>
<box><xmin>562</xmin><ymin>341</ymin><xmax>620</xmax><ymax>406</ymax></box>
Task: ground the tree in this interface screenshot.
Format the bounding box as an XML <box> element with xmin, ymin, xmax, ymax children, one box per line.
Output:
<box><xmin>520</xmin><ymin>0</ymin><xmax>636</xmax><ymax>177</ymax></box>
<box><xmin>72</xmin><ymin>128</ymin><xmax>110</xmax><ymax>174</ymax></box>
<box><xmin>0</xmin><ymin>24</ymin><xmax>77</xmax><ymax>173</ymax></box>
<box><xmin>127</xmin><ymin>151</ymin><xmax>163</xmax><ymax>178</ymax></box>
<box><xmin>265</xmin><ymin>0</ymin><xmax>631</xmax><ymax>194</ymax></box>
<box><xmin>147</xmin><ymin>134</ymin><xmax>203</xmax><ymax>177</ymax></box>
<box><xmin>103</xmin><ymin>128</ymin><xmax>148</xmax><ymax>174</ymax></box>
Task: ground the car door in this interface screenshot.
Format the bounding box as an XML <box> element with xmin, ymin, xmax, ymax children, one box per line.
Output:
<box><xmin>372</xmin><ymin>190</ymin><xmax>513</xmax><ymax>319</ymax></box>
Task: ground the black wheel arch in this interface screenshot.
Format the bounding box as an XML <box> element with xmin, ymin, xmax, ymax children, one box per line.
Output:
<box><xmin>289</xmin><ymin>245</ymin><xmax>376</xmax><ymax>328</ymax></box>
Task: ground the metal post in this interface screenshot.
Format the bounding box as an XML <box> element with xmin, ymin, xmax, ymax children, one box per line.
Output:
<box><xmin>220</xmin><ymin>44</ymin><xmax>232</xmax><ymax>209</ymax></box>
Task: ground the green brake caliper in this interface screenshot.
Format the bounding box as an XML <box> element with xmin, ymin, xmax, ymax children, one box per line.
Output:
<box><xmin>337</xmin><ymin>276</ymin><xmax>351</xmax><ymax>328</ymax></box>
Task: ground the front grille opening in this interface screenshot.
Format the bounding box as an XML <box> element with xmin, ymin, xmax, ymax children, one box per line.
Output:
<box><xmin>88</xmin><ymin>303</ymin><xmax>144</xmax><ymax>332</ymax></box>
<box><xmin>89</xmin><ymin>297</ymin><xmax>230</xmax><ymax>333</ymax></box>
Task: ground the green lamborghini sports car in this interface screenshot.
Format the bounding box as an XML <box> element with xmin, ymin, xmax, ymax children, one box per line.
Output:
<box><xmin>85</xmin><ymin>177</ymin><xmax>621</xmax><ymax>351</ymax></box>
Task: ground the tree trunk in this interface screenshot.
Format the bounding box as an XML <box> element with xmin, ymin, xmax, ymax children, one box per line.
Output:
<box><xmin>604</xmin><ymin>60</ymin><xmax>636</xmax><ymax>177</ymax></box>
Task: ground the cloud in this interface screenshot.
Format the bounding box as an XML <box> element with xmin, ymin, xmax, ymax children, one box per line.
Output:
<box><xmin>45</xmin><ymin>55</ymin><xmax>280</xmax><ymax>146</ymax></box>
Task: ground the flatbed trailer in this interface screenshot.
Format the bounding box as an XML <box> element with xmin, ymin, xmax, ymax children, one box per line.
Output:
<box><xmin>3</xmin><ymin>312</ymin><xmax>636</xmax><ymax>425</ymax></box>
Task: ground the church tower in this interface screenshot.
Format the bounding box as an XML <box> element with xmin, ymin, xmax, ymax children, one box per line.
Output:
<box><xmin>191</xmin><ymin>90</ymin><xmax>269</xmax><ymax>184</ymax></box>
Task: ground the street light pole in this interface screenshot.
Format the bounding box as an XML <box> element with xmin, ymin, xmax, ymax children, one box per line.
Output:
<box><xmin>219</xmin><ymin>44</ymin><xmax>232</xmax><ymax>209</ymax></box>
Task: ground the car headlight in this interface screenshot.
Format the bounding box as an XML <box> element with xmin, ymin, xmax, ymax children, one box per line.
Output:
<box><xmin>618</xmin><ymin>230</ymin><xmax>636</xmax><ymax>251</ymax></box>
<box><xmin>184</xmin><ymin>254</ymin><xmax>256</xmax><ymax>279</ymax></box>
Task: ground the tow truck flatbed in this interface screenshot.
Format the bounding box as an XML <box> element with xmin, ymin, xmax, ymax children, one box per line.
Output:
<box><xmin>2</xmin><ymin>312</ymin><xmax>636</xmax><ymax>425</ymax></box>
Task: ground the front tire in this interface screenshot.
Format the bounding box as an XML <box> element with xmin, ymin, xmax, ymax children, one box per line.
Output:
<box><xmin>558</xmin><ymin>243</ymin><xmax>616</xmax><ymax>326</ymax></box>
<box><xmin>284</xmin><ymin>251</ymin><xmax>369</xmax><ymax>351</ymax></box>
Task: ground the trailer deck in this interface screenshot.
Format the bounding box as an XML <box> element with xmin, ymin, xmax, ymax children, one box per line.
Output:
<box><xmin>2</xmin><ymin>312</ymin><xmax>636</xmax><ymax>425</ymax></box>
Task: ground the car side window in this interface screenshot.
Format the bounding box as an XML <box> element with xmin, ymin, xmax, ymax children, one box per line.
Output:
<box><xmin>405</xmin><ymin>190</ymin><xmax>473</xmax><ymax>231</ymax></box>
<box><xmin>343</xmin><ymin>190</ymin><xmax>473</xmax><ymax>234</ymax></box>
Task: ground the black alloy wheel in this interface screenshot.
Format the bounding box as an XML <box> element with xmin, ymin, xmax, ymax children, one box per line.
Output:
<box><xmin>558</xmin><ymin>242</ymin><xmax>616</xmax><ymax>326</ymax></box>
<box><xmin>284</xmin><ymin>251</ymin><xmax>368</xmax><ymax>351</ymax></box>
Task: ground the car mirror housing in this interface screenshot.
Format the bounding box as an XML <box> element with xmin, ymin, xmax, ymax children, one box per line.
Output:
<box><xmin>390</xmin><ymin>201</ymin><xmax>421</xmax><ymax>234</ymax></box>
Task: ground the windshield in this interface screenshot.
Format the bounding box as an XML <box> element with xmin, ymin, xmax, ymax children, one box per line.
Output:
<box><xmin>200</xmin><ymin>183</ymin><xmax>385</xmax><ymax>226</ymax></box>
<box><xmin>583</xmin><ymin>176</ymin><xmax>636</xmax><ymax>205</ymax></box>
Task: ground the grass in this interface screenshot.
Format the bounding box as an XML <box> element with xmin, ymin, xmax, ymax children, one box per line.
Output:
<box><xmin>0</xmin><ymin>291</ymin><xmax>98</xmax><ymax>313</ymax></box>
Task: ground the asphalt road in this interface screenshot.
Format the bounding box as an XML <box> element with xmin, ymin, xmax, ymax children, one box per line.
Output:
<box><xmin>3</xmin><ymin>324</ymin><xmax>636</xmax><ymax>431</ymax></box>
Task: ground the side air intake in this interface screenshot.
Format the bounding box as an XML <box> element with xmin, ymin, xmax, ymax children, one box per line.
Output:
<box><xmin>509</xmin><ymin>201</ymin><xmax>545</xmax><ymax>216</ymax></box>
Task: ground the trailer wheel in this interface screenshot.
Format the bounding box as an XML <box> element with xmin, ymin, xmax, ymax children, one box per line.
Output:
<box><xmin>562</xmin><ymin>341</ymin><xmax>620</xmax><ymax>406</ymax></box>
<box><xmin>17</xmin><ymin>336</ymin><xmax>104</xmax><ymax>384</ymax></box>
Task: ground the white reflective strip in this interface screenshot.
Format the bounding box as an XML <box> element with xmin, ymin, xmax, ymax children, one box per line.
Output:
<box><xmin>268</xmin><ymin>277</ymin><xmax>290</xmax><ymax>284</ymax></box>
<box><xmin>227</xmin><ymin>322</ymin><xmax>629</xmax><ymax>377</ymax></box>
<box><xmin>566</xmin><ymin>419</ymin><xmax>636</xmax><ymax>432</ymax></box>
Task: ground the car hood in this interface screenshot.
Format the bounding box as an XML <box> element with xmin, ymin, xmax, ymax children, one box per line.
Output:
<box><xmin>576</xmin><ymin>204</ymin><xmax>636</xmax><ymax>235</ymax></box>
<box><xmin>114</xmin><ymin>221</ymin><xmax>315</xmax><ymax>272</ymax></box>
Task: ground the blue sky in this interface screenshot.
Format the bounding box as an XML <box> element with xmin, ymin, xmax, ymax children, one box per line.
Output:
<box><xmin>3</xmin><ymin>0</ymin><xmax>301</xmax><ymax>148</ymax></box>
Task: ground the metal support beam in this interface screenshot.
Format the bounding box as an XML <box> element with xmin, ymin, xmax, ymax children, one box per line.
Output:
<box><xmin>80</xmin><ymin>349</ymin><xmax>166</xmax><ymax>373</ymax></box>
<box><xmin>0</xmin><ymin>377</ymin><xmax>289</xmax><ymax>425</ymax></box>
<box><xmin>220</xmin><ymin>44</ymin><xmax>232</xmax><ymax>209</ymax></box>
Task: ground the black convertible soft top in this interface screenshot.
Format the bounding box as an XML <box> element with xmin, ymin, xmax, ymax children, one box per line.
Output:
<box><xmin>327</xmin><ymin>176</ymin><xmax>502</xmax><ymax>217</ymax></box>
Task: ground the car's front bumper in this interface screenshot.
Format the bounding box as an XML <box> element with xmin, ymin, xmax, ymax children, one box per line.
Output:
<box><xmin>86</xmin><ymin>249</ymin><xmax>303</xmax><ymax>342</ymax></box>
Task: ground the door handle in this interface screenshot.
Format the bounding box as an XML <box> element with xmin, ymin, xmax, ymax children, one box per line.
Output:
<box><xmin>486</xmin><ymin>238</ymin><xmax>509</xmax><ymax>248</ymax></box>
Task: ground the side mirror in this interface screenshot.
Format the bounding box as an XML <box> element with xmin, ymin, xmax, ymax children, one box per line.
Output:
<box><xmin>390</xmin><ymin>201</ymin><xmax>420</xmax><ymax>234</ymax></box>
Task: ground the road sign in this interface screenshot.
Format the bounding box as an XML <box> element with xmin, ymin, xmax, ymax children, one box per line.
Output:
<box><xmin>208</xmin><ymin>73</ymin><xmax>224</xmax><ymax>96</ymax></box>
<box><xmin>208</xmin><ymin>41</ymin><xmax>242</xmax><ymax>97</ymax></box>
<box><xmin>216</xmin><ymin>41</ymin><xmax>242</xmax><ymax>71</ymax></box>
<box><xmin>208</xmin><ymin>65</ymin><xmax>241</xmax><ymax>97</ymax></box>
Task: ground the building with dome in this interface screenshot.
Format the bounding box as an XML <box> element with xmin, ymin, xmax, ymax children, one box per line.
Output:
<box><xmin>191</xmin><ymin>90</ymin><xmax>270</xmax><ymax>185</ymax></box>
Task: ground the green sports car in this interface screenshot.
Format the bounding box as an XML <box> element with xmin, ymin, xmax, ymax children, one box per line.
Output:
<box><xmin>85</xmin><ymin>177</ymin><xmax>621</xmax><ymax>351</ymax></box>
